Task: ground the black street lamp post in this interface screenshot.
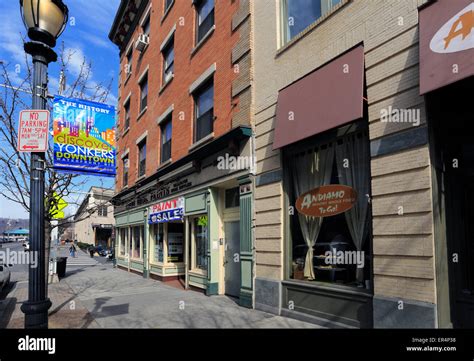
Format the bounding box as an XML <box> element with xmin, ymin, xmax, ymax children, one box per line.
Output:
<box><xmin>19</xmin><ymin>0</ymin><xmax>68</xmax><ymax>329</ymax></box>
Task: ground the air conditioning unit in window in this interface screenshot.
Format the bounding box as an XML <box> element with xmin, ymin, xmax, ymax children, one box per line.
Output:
<box><xmin>124</xmin><ymin>64</ymin><xmax>131</xmax><ymax>75</ymax></box>
<box><xmin>135</xmin><ymin>33</ymin><xmax>150</xmax><ymax>52</ymax></box>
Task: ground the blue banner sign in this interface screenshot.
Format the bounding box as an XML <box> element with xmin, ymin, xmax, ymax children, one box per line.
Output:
<box><xmin>53</xmin><ymin>96</ymin><xmax>116</xmax><ymax>177</ymax></box>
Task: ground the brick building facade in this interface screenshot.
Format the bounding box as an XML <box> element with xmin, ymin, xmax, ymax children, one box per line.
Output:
<box><xmin>109</xmin><ymin>0</ymin><xmax>255</xmax><ymax>307</ymax></box>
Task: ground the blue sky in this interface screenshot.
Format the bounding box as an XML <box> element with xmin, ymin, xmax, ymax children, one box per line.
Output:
<box><xmin>0</xmin><ymin>0</ymin><xmax>121</xmax><ymax>219</ymax></box>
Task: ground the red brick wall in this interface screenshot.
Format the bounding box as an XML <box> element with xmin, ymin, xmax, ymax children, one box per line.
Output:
<box><xmin>115</xmin><ymin>0</ymin><xmax>242</xmax><ymax>193</ymax></box>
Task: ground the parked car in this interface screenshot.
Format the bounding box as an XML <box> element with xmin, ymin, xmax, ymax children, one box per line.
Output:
<box><xmin>0</xmin><ymin>263</ymin><xmax>11</xmax><ymax>292</ymax></box>
<box><xmin>96</xmin><ymin>245</ymin><xmax>110</xmax><ymax>257</ymax></box>
<box><xmin>23</xmin><ymin>240</ymin><xmax>30</xmax><ymax>251</ymax></box>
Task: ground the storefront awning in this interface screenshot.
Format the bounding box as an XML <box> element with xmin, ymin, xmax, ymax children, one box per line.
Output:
<box><xmin>419</xmin><ymin>0</ymin><xmax>474</xmax><ymax>95</ymax></box>
<box><xmin>273</xmin><ymin>45</ymin><xmax>365</xmax><ymax>149</ymax></box>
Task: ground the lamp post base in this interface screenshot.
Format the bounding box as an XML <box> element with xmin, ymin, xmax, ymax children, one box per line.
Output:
<box><xmin>20</xmin><ymin>299</ymin><xmax>52</xmax><ymax>329</ymax></box>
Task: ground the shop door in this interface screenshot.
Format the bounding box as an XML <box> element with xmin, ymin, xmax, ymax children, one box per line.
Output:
<box><xmin>444</xmin><ymin>144</ymin><xmax>474</xmax><ymax>328</ymax></box>
<box><xmin>429</xmin><ymin>76</ymin><xmax>474</xmax><ymax>328</ymax></box>
<box><xmin>224</xmin><ymin>221</ymin><xmax>241</xmax><ymax>297</ymax></box>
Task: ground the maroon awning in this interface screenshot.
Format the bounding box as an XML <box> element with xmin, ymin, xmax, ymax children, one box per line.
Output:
<box><xmin>273</xmin><ymin>45</ymin><xmax>364</xmax><ymax>150</ymax></box>
<box><xmin>419</xmin><ymin>0</ymin><xmax>474</xmax><ymax>95</ymax></box>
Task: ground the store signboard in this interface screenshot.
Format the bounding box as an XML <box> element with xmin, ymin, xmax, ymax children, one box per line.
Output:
<box><xmin>419</xmin><ymin>0</ymin><xmax>474</xmax><ymax>94</ymax></box>
<box><xmin>296</xmin><ymin>185</ymin><xmax>357</xmax><ymax>218</ymax></box>
<box><xmin>148</xmin><ymin>197</ymin><xmax>184</xmax><ymax>224</ymax></box>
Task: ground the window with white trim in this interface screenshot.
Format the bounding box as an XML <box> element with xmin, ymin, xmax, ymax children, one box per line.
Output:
<box><xmin>162</xmin><ymin>38</ymin><xmax>174</xmax><ymax>84</ymax></box>
<box><xmin>193</xmin><ymin>79</ymin><xmax>214</xmax><ymax>142</ymax></box>
<box><xmin>281</xmin><ymin>0</ymin><xmax>342</xmax><ymax>44</ymax></box>
<box><xmin>196</xmin><ymin>0</ymin><xmax>214</xmax><ymax>43</ymax></box>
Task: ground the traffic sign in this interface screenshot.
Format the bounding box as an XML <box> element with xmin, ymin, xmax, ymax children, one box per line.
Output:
<box><xmin>50</xmin><ymin>192</ymin><xmax>68</xmax><ymax>219</ymax></box>
<box><xmin>17</xmin><ymin>110</ymin><xmax>50</xmax><ymax>152</ymax></box>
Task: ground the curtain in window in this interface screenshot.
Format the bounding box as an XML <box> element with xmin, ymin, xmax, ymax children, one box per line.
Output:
<box><xmin>336</xmin><ymin>132</ymin><xmax>370</xmax><ymax>283</ymax></box>
<box><xmin>292</xmin><ymin>145</ymin><xmax>334</xmax><ymax>280</ymax></box>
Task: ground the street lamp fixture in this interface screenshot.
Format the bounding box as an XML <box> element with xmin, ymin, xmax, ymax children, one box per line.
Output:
<box><xmin>20</xmin><ymin>0</ymin><xmax>68</xmax><ymax>48</ymax></box>
<box><xmin>19</xmin><ymin>0</ymin><xmax>68</xmax><ymax>329</ymax></box>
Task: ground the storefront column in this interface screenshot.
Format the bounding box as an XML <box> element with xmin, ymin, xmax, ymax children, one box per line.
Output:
<box><xmin>238</xmin><ymin>176</ymin><xmax>253</xmax><ymax>308</ymax></box>
<box><xmin>143</xmin><ymin>208</ymin><xmax>149</xmax><ymax>279</ymax></box>
<box><xmin>207</xmin><ymin>188</ymin><xmax>220</xmax><ymax>295</ymax></box>
<box><xmin>184</xmin><ymin>216</ymin><xmax>190</xmax><ymax>289</ymax></box>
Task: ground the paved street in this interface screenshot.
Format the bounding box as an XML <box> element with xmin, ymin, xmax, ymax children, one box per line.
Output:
<box><xmin>0</xmin><ymin>245</ymin><xmax>320</xmax><ymax>328</ymax></box>
<box><xmin>0</xmin><ymin>241</ymin><xmax>28</xmax><ymax>282</ymax></box>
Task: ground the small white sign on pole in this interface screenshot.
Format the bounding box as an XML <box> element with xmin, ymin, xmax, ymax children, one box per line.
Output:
<box><xmin>17</xmin><ymin>110</ymin><xmax>50</xmax><ymax>152</ymax></box>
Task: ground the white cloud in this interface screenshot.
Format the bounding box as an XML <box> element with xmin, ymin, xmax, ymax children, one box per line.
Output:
<box><xmin>68</xmin><ymin>0</ymin><xmax>121</xmax><ymax>34</ymax></box>
<box><xmin>0</xmin><ymin>4</ymin><xmax>27</xmax><ymax>66</ymax></box>
<box><xmin>63</xmin><ymin>47</ymin><xmax>91</xmax><ymax>77</ymax></box>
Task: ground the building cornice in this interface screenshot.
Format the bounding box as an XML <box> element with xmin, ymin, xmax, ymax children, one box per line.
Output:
<box><xmin>109</xmin><ymin>0</ymin><xmax>149</xmax><ymax>53</ymax></box>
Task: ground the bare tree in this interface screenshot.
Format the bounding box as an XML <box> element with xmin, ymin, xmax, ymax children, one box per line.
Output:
<box><xmin>0</xmin><ymin>40</ymin><xmax>115</xmax><ymax>284</ymax></box>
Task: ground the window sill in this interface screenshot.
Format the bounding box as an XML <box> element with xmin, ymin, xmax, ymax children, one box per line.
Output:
<box><xmin>164</xmin><ymin>261</ymin><xmax>184</xmax><ymax>267</ymax></box>
<box><xmin>189</xmin><ymin>269</ymin><xmax>207</xmax><ymax>277</ymax></box>
<box><xmin>122</xmin><ymin>127</ymin><xmax>130</xmax><ymax>137</ymax></box>
<box><xmin>191</xmin><ymin>25</ymin><xmax>215</xmax><ymax>57</ymax></box>
<box><xmin>161</xmin><ymin>0</ymin><xmax>175</xmax><ymax>24</ymax></box>
<box><xmin>122</xmin><ymin>185</ymin><xmax>129</xmax><ymax>191</ymax></box>
<box><xmin>137</xmin><ymin>106</ymin><xmax>148</xmax><ymax>121</ymax></box>
<box><xmin>136</xmin><ymin>175</ymin><xmax>146</xmax><ymax>182</ymax></box>
<box><xmin>276</xmin><ymin>0</ymin><xmax>349</xmax><ymax>58</ymax></box>
<box><xmin>149</xmin><ymin>261</ymin><xmax>164</xmax><ymax>267</ymax></box>
<box><xmin>159</xmin><ymin>74</ymin><xmax>174</xmax><ymax>95</ymax></box>
<box><xmin>158</xmin><ymin>158</ymin><xmax>172</xmax><ymax>170</ymax></box>
<box><xmin>189</xmin><ymin>132</ymin><xmax>214</xmax><ymax>152</ymax></box>
<box><xmin>282</xmin><ymin>279</ymin><xmax>372</xmax><ymax>297</ymax></box>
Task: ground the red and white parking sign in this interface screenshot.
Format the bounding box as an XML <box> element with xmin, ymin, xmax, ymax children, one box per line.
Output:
<box><xmin>17</xmin><ymin>110</ymin><xmax>50</xmax><ymax>152</ymax></box>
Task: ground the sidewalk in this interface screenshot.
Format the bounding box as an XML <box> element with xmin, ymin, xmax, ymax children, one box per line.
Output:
<box><xmin>2</xmin><ymin>277</ymin><xmax>100</xmax><ymax>329</ymax></box>
<box><xmin>62</xmin><ymin>265</ymin><xmax>322</xmax><ymax>328</ymax></box>
<box><xmin>57</xmin><ymin>246</ymin><xmax>99</xmax><ymax>267</ymax></box>
<box><xmin>1</xmin><ymin>264</ymin><xmax>321</xmax><ymax>329</ymax></box>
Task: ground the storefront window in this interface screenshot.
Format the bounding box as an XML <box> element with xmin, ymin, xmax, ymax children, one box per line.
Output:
<box><xmin>119</xmin><ymin>227</ymin><xmax>128</xmax><ymax>256</ymax></box>
<box><xmin>132</xmin><ymin>225</ymin><xmax>143</xmax><ymax>259</ymax></box>
<box><xmin>193</xmin><ymin>216</ymin><xmax>208</xmax><ymax>270</ymax></box>
<box><xmin>225</xmin><ymin>187</ymin><xmax>240</xmax><ymax>208</ymax></box>
<box><xmin>286</xmin><ymin>126</ymin><xmax>371</xmax><ymax>288</ymax></box>
<box><xmin>152</xmin><ymin>223</ymin><xmax>164</xmax><ymax>263</ymax></box>
<box><xmin>168</xmin><ymin>222</ymin><xmax>184</xmax><ymax>263</ymax></box>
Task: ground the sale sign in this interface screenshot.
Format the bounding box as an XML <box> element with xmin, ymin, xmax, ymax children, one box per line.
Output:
<box><xmin>17</xmin><ymin>110</ymin><xmax>50</xmax><ymax>152</ymax></box>
<box><xmin>148</xmin><ymin>198</ymin><xmax>185</xmax><ymax>224</ymax></box>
